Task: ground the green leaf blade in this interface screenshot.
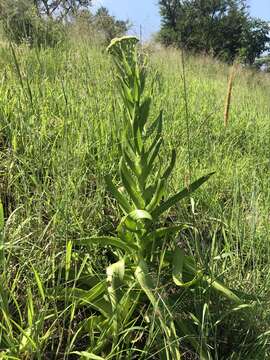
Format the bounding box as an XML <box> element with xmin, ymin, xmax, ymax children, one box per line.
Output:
<box><xmin>152</xmin><ymin>172</ymin><xmax>215</xmax><ymax>218</ymax></box>
<box><xmin>79</xmin><ymin>236</ymin><xmax>137</xmax><ymax>252</ymax></box>
<box><xmin>105</xmin><ymin>175</ymin><xmax>133</xmax><ymax>214</ymax></box>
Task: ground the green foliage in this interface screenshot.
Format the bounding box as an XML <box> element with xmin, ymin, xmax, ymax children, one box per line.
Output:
<box><xmin>94</xmin><ymin>7</ymin><xmax>129</xmax><ymax>43</ymax></box>
<box><xmin>254</xmin><ymin>55</ymin><xmax>270</xmax><ymax>72</ymax></box>
<box><xmin>158</xmin><ymin>0</ymin><xmax>270</xmax><ymax>64</ymax></box>
<box><xmin>0</xmin><ymin>1</ymin><xmax>127</xmax><ymax>47</ymax></box>
<box><xmin>69</xmin><ymin>36</ymin><xmax>247</xmax><ymax>359</ymax></box>
<box><xmin>70</xmin><ymin>7</ymin><xmax>129</xmax><ymax>45</ymax></box>
<box><xmin>0</xmin><ymin>0</ymin><xmax>65</xmax><ymax>46</ymax></box>
<box><xmin>239</xmin><ymin>18</ymin><xmax>270</xmax><ymax>65</ymax></box>
<box><xmin>36</xmin><ymin>0</ymin><xmax>92</xmax><ymax>18</ymax></box>
<box><xmin>0</xmin><ymin>38</ymin><xmax>269</xmax><ymax>359</ymax></box>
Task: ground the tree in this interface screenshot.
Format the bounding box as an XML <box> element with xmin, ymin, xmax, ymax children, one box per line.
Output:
<box><xmin>35</xmin><ymin>0</ymin><xmax>92</xmax><ymax>19</ymax></box>
<box><xmin>0</xmin><ymin>0</ymin><xmax>64</xmax><ymax>45</ymax></box>
<box><xmin>239</xmin><ymin>18</ymin><xmax>270</xmax><ymax>65</ymax></box>
<box><xmin>0</xmin><ymin>1</ymin><xmax>128</xmax><ymax>46</ymax></box>
<box><xmin>94</xmin><ymin>7</ymin><xmax>129</xmax><ymax>43</ymax></box>
<box><xmin>158</xmin><ymin>0</ymin><xmax>270</xmax><ymax>64</ymax></box>
<box><xmin>70</xmin><ymin>6</ymin><xmax>129</xmax><ymax>44</ymax></box>
<box><xmin>254</xmin><ymin>55</ymin><xmax>270</xmax><ymax>72</ymax></box>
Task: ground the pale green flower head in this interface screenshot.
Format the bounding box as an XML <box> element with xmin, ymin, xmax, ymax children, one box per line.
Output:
<box><xmin>107</xmin><ymin>36</ymin><xmax>139</xmax><ymax>66</ymax></box>
<box><xmin>107</xmin><ymin>36</ymin><xmax>139</xmax><ymax>55</ymax></box>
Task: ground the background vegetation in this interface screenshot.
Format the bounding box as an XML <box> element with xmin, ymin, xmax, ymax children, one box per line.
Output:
<box><xmin>0</xmin><ymin>0</ymin><xmax>129</xmax><ymax>46</ymax></box>
<box><xmin>158</xmin><ymin>0</ymin><xmax>270</xmax><ymax>64</ymax></box>
<box><xmin>0</xmin><ymin>38</ymin><xmax>269</xmax><ymax>358</ymax></box>
<box><xmin>0</xmin><ymin>0</ymin><xmax>270</xmax><ymax>359</ymax></box>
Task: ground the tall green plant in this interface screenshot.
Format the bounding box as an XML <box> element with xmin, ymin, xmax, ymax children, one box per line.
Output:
<box><xmin>104</xmin><ymin>36</ymin><xmax>213</xmax><ymax>259</ymax></box>
<box><xmin>74</xmin><ymin>36</ymin><xmax>243</xmax><ymax>359</ymax></box>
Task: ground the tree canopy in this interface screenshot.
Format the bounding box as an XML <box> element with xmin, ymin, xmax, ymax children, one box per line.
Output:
<box><xmin>0</xmin><ymin>0</ymin><xmax>128</xmax><ymax>46</ymax></box>
<box><xmin>34</xmin><ymin>0</ymin><xmax>92</xmax><ymax>18</ymax></box>
<box><xmin>0</xmin><ymin>0</ymin><xmax>62</xmax><ymax>45</ymax></box>
<box><xmin>90</xmin><ymin>7</ymin><xmax>129</xmax><ymax>43</ymax></box>
<box><xmin>158</xmin><ymin>0</ymin><xmax>270</xmax><ymax>64</ymax></box>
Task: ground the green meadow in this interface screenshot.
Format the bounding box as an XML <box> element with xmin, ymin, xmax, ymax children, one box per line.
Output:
<box><xmin>0</xmin><ymin>39</ymin><xmax>270</xmax><ymax>359</ymax></box>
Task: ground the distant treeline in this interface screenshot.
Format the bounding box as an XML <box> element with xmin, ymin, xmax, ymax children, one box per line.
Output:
<box><xmin>1</xmin><ymin>0</ymin><xmax>269</xmax><ymax>68</ymax></box>
<box><xmin>158</xmin><ymin>0</ymin><xmax>270</xmax><ymax>65</ymax></box>
<box><xmin>0</xmin><ymin>0</ymin><xmax>129</xmax><ymax>46</ymax></box>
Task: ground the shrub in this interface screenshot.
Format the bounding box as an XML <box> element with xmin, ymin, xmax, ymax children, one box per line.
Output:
<box><xmin>0</xmin><ymin>0</ymin><xmax>65</xmax><ymax>47</ymax></box>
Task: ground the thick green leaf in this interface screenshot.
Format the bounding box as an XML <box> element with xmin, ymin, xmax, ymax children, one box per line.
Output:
<box><xmin>146</xmin><ymin>179</ymin><xmax>165</xmax><ymax>212</ymax></box>
<box><xmin>123</xmin><ymin>141</ymin><xmax>140</xmax><ymax>170</ymax></box>
<box><xmin>118</xmin><ymin>284</ymin><xmax>142</xmax><ymax>325</ymax></box>
<box><xmin>89</xmin><ymin>297</ymin><xmax>112</xmax><ymax>318</ymax></box>
<box><xmin>118</xmin><ymin>76</ymin><xmax>134</xmax><ymax>104</ymax></box>
<box><xmin>162</xmin><ymin>149</ymin><xmax>176</xmax><ymax>180</ymax></box>
<box><xmin>152</xmin><ymin>172</ymin><xmax>215</xmax><ymax>218</ymax></box>
<box><xmin>79</xmin><ymin>236</ymin><xmax>137</xmax><ymax>252</ymax></box>
<box><xmin>145</xmin><ymin>110</ymin><xmax>163</xmax><ymax>139</ymax></box>
<box><xmin>147</xmin><ymin>137</ymin><xmax>163</xmax><ymax>168</ymax></box>
<box><xmin>83</xmin><ymin>314</ymin><xmax>107</xmax><ymax>332</ymax></box>
<box><xmin>123</xmin><ymin>148</ymin><xmax>140</xmax><ymax>177</ymax></box>
<box><xmin>131</xmin><ymin>101</ymin><xmax>144</xmax><ymax>152</ymax></box>
<box><xmin>107</xmin><ymin>259</ymin><xmax>125</xmax><ymax>311</ymax></box>
<box><xmin>133</xmin><ymin>74</ymin><xmax>140</xmax><ymax>103</ymax></box>
<box><xmin>105</xmin><ymin>175</ymin><xmax>133</xmax><ymax>214</ymax></box>
<box><xmin>178</xmin><ymin>250</ymin><xmax>242</xmax><ymax>303</ymax></box>
<box><xmin>140</xmin><ymin>69</ymin><xmax>146</xmax><ymax>92</ymax></box>
<box><xmin>122</xmin><ymin>49</ymin><xmax>135</xmax><ymax>78</ymax></box>
<box><xmin>139</xmin><ymin>97</ymin><xmax>151</xmax><ymax>130</ymax></box>
<box><xmin>120</xmin><ymin>158</ymin><xmax>145</xmax><ymax>208</ymax></box>
<box><xmin>76</xmin><ymin>274</ymin><xmax>104</xmax><ymax>289</ymax></box>
<box><xmin>135</xmin><ymin>260</ymin><xmax>157</xmax><ymax>308</ymax></box>
<box><xmin>144</xmin><ymin>225</ymin><xmax>183</xmax><ymax>242</ymax></box>
<box><xmin>126</xmin><ymin>138</ymin><xmax>137</xmax><ymax>159</ymax></box>
<box><xmin>63</xmin><ymin>282</ymin><xmax>107</xmax><ymax>305</ymax></box>
<box><xmin>62</xmin><ymin>285</ymin><xmax>112</xmax><ymax>317</ymax></box>
<box><xmin>205</xmin><ymin>277</ymin><xmax>242</xmax><ymax>304</ymax></box>
<box><xmin>118</xmin><ymin>209</ymin><xmax>152</xmax><ymax>236</ymax></box>
<box><xmin>139</xmin><ymin>137</ymin><xmax>163</xmax><ymax>185</ymax></box>
<box><xmin>172</xmin><ymin>248</ymin><xmax>202</xmax><ymax>287</ymax></box>
<box><xmin>128</xmin><ymin>209</ymin><xmax>152</xmax><ymax>221</ymax></box>
<box><xmin>118</xmin><ymin>215</ymin><xmax>138</xmax><ymax>234</ymax></box>
<box><xmin>143</xmin><ymin>184</ymin><xmax>156</xmax><ymax>203</ymax></box>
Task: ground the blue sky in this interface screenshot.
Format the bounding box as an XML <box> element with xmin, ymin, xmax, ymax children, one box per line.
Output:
<box><xmin>93</xmin><ymin>0</ymin><xmax>270</xmax><ymax>40</ymax></box>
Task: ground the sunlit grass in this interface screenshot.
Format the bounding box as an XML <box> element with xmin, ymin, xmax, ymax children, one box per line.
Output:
<box><xmin>0</xmin><ymin>40</ymin><xmax>269</xmax><ymax>358</ymax></box>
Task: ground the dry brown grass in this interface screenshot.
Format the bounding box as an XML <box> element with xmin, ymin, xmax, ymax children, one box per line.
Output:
<box><xmin>224</xmin><ymin>63</ymin><xmax>238</xmax><ymax>127</ymax></box>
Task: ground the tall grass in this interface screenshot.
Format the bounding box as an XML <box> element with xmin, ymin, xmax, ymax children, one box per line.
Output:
<box><xmin>224</xmin><ymin>63</ymin><xmax>237</xmax><ymax>127</ymax></box>
<box><xmin>0</xmin><ymin>39</ymin><xmax>269</xmax><ymax>358</ymax></box>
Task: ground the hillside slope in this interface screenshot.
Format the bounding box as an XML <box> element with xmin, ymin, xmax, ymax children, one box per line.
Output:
<box><xmin>0</xmin><ymin>42</ymin><xmax>269</xmax><ymax>358</ymax></box>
